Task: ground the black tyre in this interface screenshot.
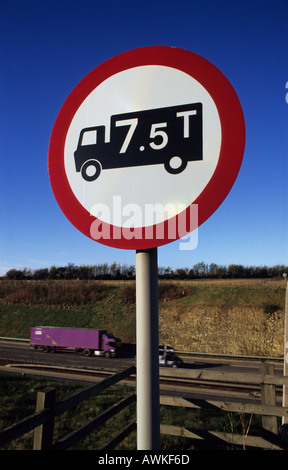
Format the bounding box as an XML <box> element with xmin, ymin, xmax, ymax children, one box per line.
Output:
<box><xmin>83</xmin><ymin>348</ymin><xmax>91</xmax><ymax>357</ymax></box>
<box><xmin>164</xmin><ymin>156</ymin><xmax>187</xmax><ymax>174</ymax></box>
<box><xmin>81</xmin><ymin>159</ymin><xmax>101</xmax><ymax>181</ymax></box>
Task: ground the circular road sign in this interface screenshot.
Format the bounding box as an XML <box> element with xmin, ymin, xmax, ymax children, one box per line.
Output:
<box><xmin>48</xmin><ymin>46</ymin><xmax>245</xmax><ymax>250</ymax></box>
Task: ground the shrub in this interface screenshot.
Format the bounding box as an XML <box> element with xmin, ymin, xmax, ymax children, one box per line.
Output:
<box><xmin>5</xmin><ymin>281</ymin><xmax>108</xmax><ymax>306</ymax></box>
<box><xmin>118</xmin><ymin>283</ymin><xmax>190</xmax><ymax>305</ymax></box>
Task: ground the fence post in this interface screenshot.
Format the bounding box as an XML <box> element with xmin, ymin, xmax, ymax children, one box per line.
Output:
<box><xmin>33</xmin><ymin>387</ymin><xmax>56</xmax><ymax>450</ymax></box>
<box><xmin>260</xmin><ymin>362</ymin><xmax>278</xmax><ymax>435</ymax></box>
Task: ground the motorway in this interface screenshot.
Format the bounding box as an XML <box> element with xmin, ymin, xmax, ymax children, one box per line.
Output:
<box><xmin>0</xmin><ymin>340</ymin><xmax>136</xmax><ymax>372</ymax></box>
<box><xmin>0</xmin><ymin>340</ymin><xmax>284</xmax><ymax>401</ymax></box>
<box><xmin>0</xmin><ymin>340</ymin><xmax>283</xmax><ymax>375</ymax></box>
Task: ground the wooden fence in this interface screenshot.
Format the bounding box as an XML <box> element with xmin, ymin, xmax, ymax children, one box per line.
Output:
<box><xmin>0</xmin><ymin>365</ymin><xmax>136</xmax><ymax>450</ymax></box>
<box><xmin>1</xmin><ymin>362</ymin><xmax>288</xmax><ymax>450</ymax></box>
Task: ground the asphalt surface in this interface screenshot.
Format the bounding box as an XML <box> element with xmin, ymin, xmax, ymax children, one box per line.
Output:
<box><xmin>0</xmin><ymin>340</ymin><xmax>283</xmax><ymax>375</ymax></box>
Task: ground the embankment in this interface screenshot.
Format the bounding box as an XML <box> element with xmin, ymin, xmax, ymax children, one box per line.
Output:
<box><xmin>0</xmin><ymin>279</ymin><xmax>286</xmax><ymax>357</ymax></box>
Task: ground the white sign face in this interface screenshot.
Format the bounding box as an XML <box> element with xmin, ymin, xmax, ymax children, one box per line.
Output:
<box><xmin>48</xmin><ymin>47</ymin><xmax>245</xmax><ymax>250</ymax></box>
<box><xmin>64</xmin><ymin>65</ymin><xmax>221</xmax><ymax>227</ymax></box>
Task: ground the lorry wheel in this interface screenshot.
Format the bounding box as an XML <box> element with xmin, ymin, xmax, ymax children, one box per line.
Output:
<box><xmin>104</xmin><ymin>351</ymin><xmax>111</xmax><ymax>358</ymax></box>
<box><xmin>81</xmin><ymin>159</ymin><xmax>101</xmax><ymax>181</ymax></box>
<box><xmin>83</xmin><ymin>348</ymin><xmax>91</xmax><ymax>357</ymax></box>
<box><xmin>164</xmin><ymin>156</ymin><xmax>187</xmax><ymax>174</ymax></box>
<box><xmin>42</xmin><ymin>346</ymin><xmax>50</xmax><ymax>353</ymax></box>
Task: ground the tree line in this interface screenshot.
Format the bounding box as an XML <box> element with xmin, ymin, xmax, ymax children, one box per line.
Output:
<box><xmin>3</xmin><ymin>262</ymin><xmax>288</xmax><ymax>280</ymax></box>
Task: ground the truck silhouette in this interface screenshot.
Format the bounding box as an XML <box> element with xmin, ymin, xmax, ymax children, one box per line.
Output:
<box><xmin>74</xmin><ymin>102</ymin><xmax>202</xmax><ymax>181</ymax></box>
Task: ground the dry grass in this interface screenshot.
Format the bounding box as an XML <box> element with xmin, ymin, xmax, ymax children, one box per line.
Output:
<box><xmin>0</xmin><ymin>279</ymin><xmax>286</xmax><ymax>356</ymax></box>
<box><xmin>159</xmin><ymin>304</ymin><xmax>284</xmax><ymax>356</ymax></box>
<box><xmin>0</xmin><ymin>280</ymin><xmax>108</xmax><ymax>306</ymax></box>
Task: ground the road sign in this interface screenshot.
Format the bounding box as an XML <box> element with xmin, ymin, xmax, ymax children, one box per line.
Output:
<box><xmin>48</xmin><ymin>46</ymin><xmax>245</xmax><ymax>250</ymax></box>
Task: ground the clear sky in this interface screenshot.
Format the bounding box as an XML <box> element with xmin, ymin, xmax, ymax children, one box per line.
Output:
<box><xmin>1</xmin><ymin>0</ymin><xmax>287</xmax><ymax>276</ymax></box>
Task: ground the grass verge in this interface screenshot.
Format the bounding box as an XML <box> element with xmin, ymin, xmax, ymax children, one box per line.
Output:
<box><xmin>0</xmin><ymin>372</ymin><xmax>267</xmax><ymax>451</ymax></box>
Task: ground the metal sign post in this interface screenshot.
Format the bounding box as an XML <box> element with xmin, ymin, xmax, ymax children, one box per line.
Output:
<box><xmin>136</xmin><ymin>248</ymin><xmax>160</xmax><ymax>450</ymax></box>
<box><xmin>282</xmin><ymin>283</ymin><xmax>288</xmax><ymax>439</ymax></box>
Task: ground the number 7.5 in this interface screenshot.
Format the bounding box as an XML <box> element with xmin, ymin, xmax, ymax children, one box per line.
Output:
<box><xmin>115</xmin><ymin>118</ymin><xmax>169</xmax><ymax>154</ymax></box>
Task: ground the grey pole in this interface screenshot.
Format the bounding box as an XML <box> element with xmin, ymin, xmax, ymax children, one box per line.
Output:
<box><xmin>282</xmin><ymin>282</ymin><xmax>288</xmax><ymax>440</ymax></box>
<box><xmin>136</xmin><ymin>247</ymin><xmax>160</xmax><ymax>450</ymax></box>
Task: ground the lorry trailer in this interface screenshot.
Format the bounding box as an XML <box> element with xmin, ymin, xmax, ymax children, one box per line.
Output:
<box><xmin>30</xmin><ymin>326</ymin><xmax>121</xmax><ymax>357</ymax></box>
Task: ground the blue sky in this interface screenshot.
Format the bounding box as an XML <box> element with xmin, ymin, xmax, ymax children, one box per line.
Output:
<box><xmin>0</xmin><ymin>0</ymin><xmax>287</xmax><ymax>275</ymax></box>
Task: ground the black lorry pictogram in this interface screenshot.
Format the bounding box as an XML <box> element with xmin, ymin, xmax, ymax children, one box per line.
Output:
<box><xmin>74</xmin><ymin>102</ymin><xmax>202</xmax><ymax>181</ymax></box>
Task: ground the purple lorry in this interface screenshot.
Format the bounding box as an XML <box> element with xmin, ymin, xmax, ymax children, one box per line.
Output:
<box><xmin>30</xmin><ymin>326</ymin><xmax>121</xmax><ymax>357</ymax></box>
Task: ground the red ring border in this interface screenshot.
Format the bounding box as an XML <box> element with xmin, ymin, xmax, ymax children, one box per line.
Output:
<box><xmin>48</xmin><ymin>46</ymin><xmax>245</xmax><ymax>250</ymax></box>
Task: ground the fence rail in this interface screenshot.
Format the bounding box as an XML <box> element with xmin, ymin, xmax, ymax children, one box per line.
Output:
<box><xmin>1</xmin><ymin>363</ymin><xmax>288</xmax><ymax>450</ymax></box>
<box><xmin>0</xmin><ymin>365</ymin><xmax>136</xmax><ymax>449</ymax></box>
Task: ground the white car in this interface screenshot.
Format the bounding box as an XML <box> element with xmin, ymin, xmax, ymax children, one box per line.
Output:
<box><xmin>159</xmin><ymin>351</ymin><xmax>183</xmax><ymax>368</ymax></box>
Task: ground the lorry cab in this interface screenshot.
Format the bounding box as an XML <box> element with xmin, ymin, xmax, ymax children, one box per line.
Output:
<box><xmin>100</xmin><ymin>332</ymin><xmax>121</xmax><ymax>358</ymax></box>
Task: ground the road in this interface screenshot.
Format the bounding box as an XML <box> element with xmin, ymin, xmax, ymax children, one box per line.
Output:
<box><xmin>0</xmin><ymin>340</ymin><xmax>135</xmax><ymax>372</ymax></box>
<box><xmin>0</xmin><ymin>340</ymin><xmax>285</xmax><ymax>407</ymax></box>
<box><xmin>0</xmin><ymin>340</ymin><xmax>283</xmax><ymax>376</ymax></box>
